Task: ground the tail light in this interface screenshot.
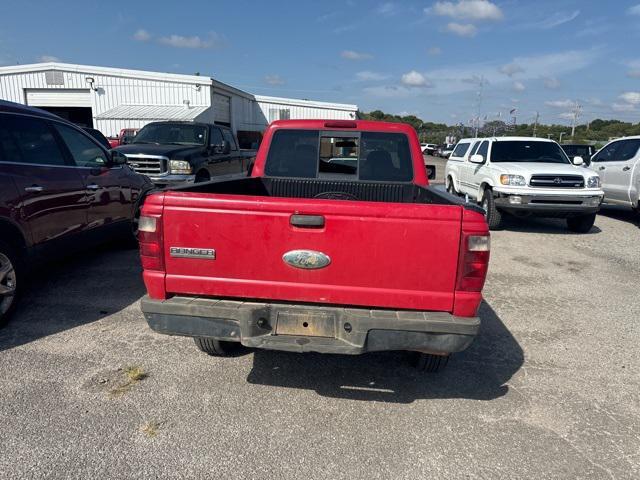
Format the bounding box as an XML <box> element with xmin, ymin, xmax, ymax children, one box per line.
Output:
<box><xmin>456</xmin><ymin>232</ymin><xmax>490</xmax><ymax>292</ymax></box>
<box><xmin>324</xmin><ymin>121</ymin><xmax>357</xmax><ymax>128</ymax></box>
<box><xmin>138</xmin><ymin>215</ymin><xmax>164</xmax><ymax>271</ymax></box>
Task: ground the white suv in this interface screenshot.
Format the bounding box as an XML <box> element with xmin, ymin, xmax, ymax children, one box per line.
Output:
<box><xmin>445</xmin><ymin>136</ymin><xmax>604</xmax><ymax>232</ymax></box>
<box><xmin>589</xmin><ymin>136</ymin><xmax>640</xmax><ymax>213</ymax></box>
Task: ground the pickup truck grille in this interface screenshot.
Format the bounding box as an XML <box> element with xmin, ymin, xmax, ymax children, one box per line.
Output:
<box><xmin>124</xmin><ymin>155</ymin><xmax>168</xmax><ymax>175</ymax></box>
<box><xmin>529</xmin><ymin>174</ymin><xmax>584</xmax><ymax>188</ymax></box>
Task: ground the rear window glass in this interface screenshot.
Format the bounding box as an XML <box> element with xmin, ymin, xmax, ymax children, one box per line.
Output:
<box><xmin>451</xmin><ymin>142</ymin><xmax>470</xmax><ymax>158</ymax></box>
<box><xmin>264</xmin><ymin>129</ymin><xmax>413</xmax><ymax>182</ymax></box>
<box><xmin>491</xmin><ymin>141</ymin><xmax>569</xmax><ymax>164</ymax></box>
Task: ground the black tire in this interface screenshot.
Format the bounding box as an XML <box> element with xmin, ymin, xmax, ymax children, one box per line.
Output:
<box><xmin>481</xmin><ymin>189</ymin><xmax>503</xmax><ymax>230</ymax></box>
<box><xmin>195</xmin><ymin>170</ymin><xmax>211</xmax><ymax>183</ymax></box>
<box><xmin>566</xmin><ymin>213</ymin><xmax>596</xmax><ymax>233</ymax></box>
<box><xmin>194</xmin><ymin>337</ymin><xmax>242</xmax><ymax>356</ymax></box>
<box><xmin>446</xmin><ymin>176</ymin><xmax>458</xmax><ymax>195</ymax></box>
<box><xmin>409</xmin><ymin>352</ymin><xmax>450</xmax><ymax>373</ymax></box>
<box><xmin>0</xmin><ymin>240</ymin><xmax>21</xmax><ymax>329</ymax></box>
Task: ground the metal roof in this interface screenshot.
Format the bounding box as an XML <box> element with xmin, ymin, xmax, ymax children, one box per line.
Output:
<box><xmin>96</xmin><ymin>104</ymin><xmax>209</xmax><ymax>121</ymax></box>
<box><xmin>254</xmin><ymin>94</ymin><xmax>358</xmax><ymax>112</ymax></box>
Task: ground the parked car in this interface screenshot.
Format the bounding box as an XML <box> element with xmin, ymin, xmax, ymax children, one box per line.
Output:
<box><xmin>138</xmin><ymin>119</ymin><xmax>490</xmax><ymax>372</ymax></box>
<box><xmin>0</xmin><ymin>100</ymin><xmax>153</xmax><ymax>327</ymax></box>
<box><xmin>561</xmin><ymin>144</ymin><xmax>596</xmax><ymax>166</ymax></box>
<box><xmin>437</xmin><ymin>143</ymin><xmax>455</xmax><ymax>158</ymax></box>
<box><xmin>108</xmin><ymin>128</ymin><xmax>138</xmax><ymax>148</ymax></box>
<box><xmin>589</xmin><ymin>136</ymin><xmax>640</xmax><ymax>212</ymax></box>
<box><xmin>444</xmin><ymin>136</ymin><xmax>604</xmax><ymax>231</ymax></box>
<box><xmin>114</xmin><ymin>121</ymin><xmax>255</xmax><ymax>188</ymax></box>
<box><xmin>421</xmin><ymin>143</ymin><xmax>438</xmax><ymax>155</ymax></box>
<box><xmin>83</xmin><ymin>127</ymin><xmax>112</xmax><ymax>150</ymax></box>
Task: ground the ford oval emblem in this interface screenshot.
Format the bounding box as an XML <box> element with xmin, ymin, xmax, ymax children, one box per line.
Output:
<box><xmin>283</xmin><ymin>250</ymin><xmax>331</xmax><ymax>269</ymax></box>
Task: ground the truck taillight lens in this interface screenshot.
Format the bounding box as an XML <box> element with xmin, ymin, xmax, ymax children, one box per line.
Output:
<box><xmin>138</xmin><ymin>214</ymin><xmax>164</xmax><ymax>271</ymax></box>
<box><xmin>456</xmin><ymin>234</ymin><xmax>490</xmax><ymax>292</ymax></box>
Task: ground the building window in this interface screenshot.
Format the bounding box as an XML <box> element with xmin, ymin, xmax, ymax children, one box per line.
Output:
<box><xmin>269</xmin><ymin>108</ymin><xmax>291</xmax><ymax>122</ymax></box>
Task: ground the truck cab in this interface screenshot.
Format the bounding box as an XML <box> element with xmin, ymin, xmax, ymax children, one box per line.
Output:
<box><xmin>445</xmin><ymin>136</ymin><xmax>604</xmax><ymax>232</ymax></box>
<box><xmin>114</xmin><ymin>121</ymin><xmax>253</xmax><ymax>188</ymax></box>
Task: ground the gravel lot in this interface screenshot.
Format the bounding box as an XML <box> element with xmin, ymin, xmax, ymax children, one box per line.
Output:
<box><xmin>1</xmin><ymin>207</ymin><xmax>639</xmax><ymax>479</ymax></box>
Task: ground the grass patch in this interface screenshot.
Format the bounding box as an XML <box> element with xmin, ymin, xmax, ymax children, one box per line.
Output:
<box><xmin>140</xmin><ymin>421</ymin><xmax>161</xmax><ymax>437</ymax></box>
<box><xmin>108</xmin><ymin>366</ymin><xmax>148</xmax><ymax>398</ymax></box>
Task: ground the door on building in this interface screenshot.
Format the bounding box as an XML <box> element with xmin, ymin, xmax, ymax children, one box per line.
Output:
<box><xmin>213</xmin><ymin>93</ymin><xmax>231</xmax><ymax>127</ymax></box>
<box><xmin>25</xmin><ymin>89</ymin><xmax>93</xmax><ymax>127</ymax></box>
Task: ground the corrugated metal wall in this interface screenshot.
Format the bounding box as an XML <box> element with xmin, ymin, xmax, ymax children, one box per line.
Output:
<box><xmin>256</xmin><ymin>100</ymin><xmax>355</xmax><ymax>123</ymax></box>
<box><xmin>0</xmin><ymin>69</ymin><xmax>212</xmax><ymax>136</ymax></box>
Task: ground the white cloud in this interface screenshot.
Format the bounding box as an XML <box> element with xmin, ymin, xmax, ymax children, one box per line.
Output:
<box><xmin>543</xmin><ymin>77</ymin><xmax>560</xmax><ymax>89</ymax></box>
<box><xmin>526</xmin><ymin>10</ymin><xmax>580</xmax><ymax>29</ymax></box>
<box><xmin>427</xmin><ymin>46</ymin><xmax>442</xmax><ymax>56</ymax></box>
<box><xmin>363</xmin><ymin>85</ymin><xmax>418</xmax><ymax>98</ymax></box>
<box><xmin>612</xmin><ymin>103</ymin><xmax>635</xmax><ymax>112</ymax></box>
<box><xmin>430</xmin><ymin>0</ymin><xmax>503</xmax><ymax>21</ymax></box>
<box><xmin>512</xmin><ymin>81</ymin><xmax>526</xmax><ymax>92</ymax></box>
<box><xmin>446</xmin><ymin>22</ymin><xmax>477</xmax><ymax>37</ymax></box>
<box><xmin>158</xmin><ymin>32</ymin><xmax>225</xmax><ymax>49</ymax></box>
<box><xmin>421</xmin><ymin>48</ymin><xmax>599</xmax><ymax>96</ymax></box>
<box><xmin>376</xmin><ymin>2</ymin><xmax>399</xmax><ymax>15</ymax></box>
<box><xmin>264</xmin><ymin>75</ymin><xmax>285</xmax><ymax>86</ymax></box>
<box><xmin>341</xmin><ymin>50</ymin><xmax>373</xmax><ymax>60</ymax></box>
<box><xmin>499</xmin><ymin>62</ymin><xmax>524</xmax><ymax>77</ymax></box>
<box><xmin>619</xmin><ymin>92</ymin><xmax>640</xmax><ymax>105</ymax></box>
<box><xmin>545</xmin><ymin>99</ymin><xmax>574</xmax><ymax>108</ymax></box>
<box><xmin>356</xmin><ymin>70</ymin><xmax>389</xmax><ymax>81</ymax></box>
<box><xmin>37</xmin><ymin>55</ymin><xmax>60</xmax><ymax>62</ymax></box>
<box><xmin>628</xmin><ymin>4</ymin><xmax>640</xmax><ymax>15</ymax></box>
<box><xmin>401</xmin><ymin>70</ymin><xmax>431</xmax><ymax>87</ymax></box>
<box><xmin>558</xmin><ymin>112</ymin><xmax>575</xmax><ymax>120</ymax></box>
<box><xmin>133</xmin><ymin>29</ymin><xmax>151</xmax><ymax>41</ymax></box>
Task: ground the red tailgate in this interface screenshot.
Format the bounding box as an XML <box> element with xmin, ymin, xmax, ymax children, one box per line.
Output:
<box><xmin>160</xmin><ymin>192</ymin><xmax>463</xmax><ymax>311</ymax></box>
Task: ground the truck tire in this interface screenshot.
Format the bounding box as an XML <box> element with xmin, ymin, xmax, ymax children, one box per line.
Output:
<box><xmin>566</xmin><ymin>213</ymin><xmax>596</xmax><ymax>233</ymax></box>
<box><xmin>409</xmin><ymin>352</ymin><xmax>449</xmax><ymax>373</ymax></box>
<box><xmin>0</xmin><ymin>240</ymin><xmax>21</xmax><ymax>329</ymax></box>
<box><xmin>194</xmin><ymin>337</ymin><xmax>242</xmax><ymax>356</ymax></box>
<box><xmin>195</xmin><ymin>170</ymin><xmax>211</xmax><ymax>183</ymax></box>
<box><xmin>481</xmin><ymin>189</ymin><xmax>503</xmax><ymax>230</ymax></box>
<box><xmin>446</xmin><ymin>176</ymin><xmax>458</xmax><ymax>195</ymax></box>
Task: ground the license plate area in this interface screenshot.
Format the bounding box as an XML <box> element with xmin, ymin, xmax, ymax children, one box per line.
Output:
<box><xmin>275</xmin><ymin>311</ymin><xmax>337</xmax><ymax>338</ymax></box>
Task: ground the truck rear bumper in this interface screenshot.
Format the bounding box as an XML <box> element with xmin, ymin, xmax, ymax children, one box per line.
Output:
<box><xmin>141</xmin><ymin>296</ymin><xmax>479</xmax><ymax>355</ymax></box>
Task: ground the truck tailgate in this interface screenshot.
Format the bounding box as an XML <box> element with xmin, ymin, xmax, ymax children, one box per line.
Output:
<box><xmin>161</xmin><ymin>192</ymin><xmax>463</xmax><ymax>311</ymax></box>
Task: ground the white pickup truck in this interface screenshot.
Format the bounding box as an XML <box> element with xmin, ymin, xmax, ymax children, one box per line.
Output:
<box><xmin>589</xmin><ymin>136</ymin><xmax>640</xmax><ymax>213</ymax></box>
<box><xmin>445</xmin><ymin>136</ymin><xmax>604</xmax><ymax>232</ymax></box>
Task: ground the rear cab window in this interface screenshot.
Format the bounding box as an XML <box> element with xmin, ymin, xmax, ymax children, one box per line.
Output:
<box><xmin>265</xmin><ymin>129</ymin><xmax>413</xmax><ymax>182</ymax></box>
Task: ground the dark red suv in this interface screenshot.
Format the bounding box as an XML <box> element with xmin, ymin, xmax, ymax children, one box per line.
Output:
<box><xmin>0</xmin><ymin>100</ymin><xmax>153</xmax><ymax>326</ymax></box>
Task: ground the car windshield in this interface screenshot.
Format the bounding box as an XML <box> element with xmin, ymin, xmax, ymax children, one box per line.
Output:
<box><xmin>491</xmin><ymin>141</ymin><xmax>570</xmax><ymax>164</ymax></box>
<box><xmin>133</xmin><ymin>123</ymin><xmax>207</xmax><ymax>146</ymax></box>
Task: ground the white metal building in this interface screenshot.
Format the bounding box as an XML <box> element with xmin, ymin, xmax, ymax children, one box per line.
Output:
<box><xmin>0</xmin><ymin>62</ymin><xmax>358</xmax><ymax>147</ymax></box>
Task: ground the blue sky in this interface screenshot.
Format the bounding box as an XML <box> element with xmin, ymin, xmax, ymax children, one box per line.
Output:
<box><xmin>1</xmin><ymin>0</ymin><xmax>640</xmax><ymax>126</ymax></box>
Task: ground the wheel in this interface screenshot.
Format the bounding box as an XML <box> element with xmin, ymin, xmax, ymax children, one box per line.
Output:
<box><xmin>195</xmin><ymin>170</ymin><xmax>211</xmax><ymax>183</ymax></box>
<box><xmin>194</xmin><ymin>337</ymin><xmax>242</xmax><ymax>356</ymax></box>
<box><xmin>566</xmin><ymin>213</ymin><xmax>596</xmax><ymax>233</ymax></box>
<box><xmin>409</xmin><ymin>352</ymin><xmax>449</xmax><ymax>372</ymax></box>
<box><xmin>481</xmin><ymin>189</ymin><xmax>503</xmax><ymax>230</ymax></box>
<box><xmin>446</xmin><ymin>176</ymin><xmax>458</xmax><ymax>195</ymax></box>
<box><xmin>0</xmin><ymin>240</ymin><xmax>21</xmax><ymax>328</ymax></box>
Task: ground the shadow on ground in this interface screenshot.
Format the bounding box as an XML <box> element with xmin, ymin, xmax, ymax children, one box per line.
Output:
<box><xmin>0</xmin><ymin>245</ymin><xmax>145</xmax><ymax>352</ymax></box>
<box><xmin>246</xmin><ymin>301</ymin><xmax>523</xmax><ymax>403</ymax></box>
<box><xmin>597</xmin><ymin>205</ymin><xmax>639</xmax><ymax>227</ymax></box>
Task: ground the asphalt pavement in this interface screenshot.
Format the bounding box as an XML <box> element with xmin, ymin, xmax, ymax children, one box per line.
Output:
<box><xmin>0</xmin><ymin>207</ymin><xmax>639</xmax><ymax>479</ymax></box>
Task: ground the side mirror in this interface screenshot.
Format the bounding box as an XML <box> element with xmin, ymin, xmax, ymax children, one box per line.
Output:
<box><xmin>425</xmin><ymin>164</ymin><xmax>436</xmax><ymax>180</ymax></box>
<box><xmin>469</xmin><ymin>154</ymin><xmax>484</xmax><ymax>164</ymax></box>
<box><xmin>572</xmin><ymin>156</ymin><xmax>584</xmax><ymax>166</ymax></box>
<box><xmin>110</xmin><ymin>151</ymin><xmax>128</xmax><ymax>166</ymax></box>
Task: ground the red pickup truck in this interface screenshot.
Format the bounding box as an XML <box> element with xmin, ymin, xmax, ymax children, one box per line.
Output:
<box><xmin>138</xmin><ymin>120</ymin><xmax>490</xmax><ymax>371</ymax></box>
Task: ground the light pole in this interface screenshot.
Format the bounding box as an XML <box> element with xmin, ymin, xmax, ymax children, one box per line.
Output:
<box><xmin>559</xmin><ymin>132</ymin><xmax>567</xmax><ymax>143</ymax></box>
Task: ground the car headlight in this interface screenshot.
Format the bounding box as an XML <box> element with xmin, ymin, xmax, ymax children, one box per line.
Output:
<box><xmin>586</xmin><ymin>175</ymin><xmax>600</xmax><ymax>188</ymax></box>
<box><xmin>499</xmin><ymin>174</ymin><xmax>526</xmax><ymax>186</ymax></box>
<box><xmin>169</xmin><ymin>160</ymin><xmax>192</xmax><ymax>175</ymax></box>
